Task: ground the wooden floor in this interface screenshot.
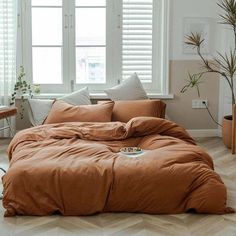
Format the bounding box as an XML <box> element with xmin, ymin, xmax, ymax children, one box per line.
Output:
<box><xmin>0</xmin><ymin>137</ymin><xmax>236</xmax><ymax>236</ymax></box>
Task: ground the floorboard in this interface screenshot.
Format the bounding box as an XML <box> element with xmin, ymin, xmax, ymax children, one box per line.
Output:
<box><xmin>0</xmin><ymin>137</ymin><xmax>236</xmax><ymax>236</ymax></box>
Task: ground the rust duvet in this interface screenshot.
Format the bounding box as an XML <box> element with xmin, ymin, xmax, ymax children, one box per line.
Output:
<box><xmin>2</xmin><ymin>117</ymin><xmax>233</xmax><ymax>216</ymax></box>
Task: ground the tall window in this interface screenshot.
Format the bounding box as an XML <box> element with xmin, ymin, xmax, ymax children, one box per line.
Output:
<box><xmin>75</xmin><ymin>0</ymin><xmax>106</xmax><ymax>84</ymax></box>
<box><xmin>31</xmin><ymin>0</ymin><xmax>63</xmax><ymax>84</ymax></box>
<box><xmin>20</xmin><ymin>0</ymin><xmax>169</xmax><ymax>95</ymax></box>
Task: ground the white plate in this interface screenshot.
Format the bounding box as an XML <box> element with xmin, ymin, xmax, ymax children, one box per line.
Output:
<box><xmin>120</xmin><ymin>147</ymin><xmax>143</xmax><ymax>155</ymax></box>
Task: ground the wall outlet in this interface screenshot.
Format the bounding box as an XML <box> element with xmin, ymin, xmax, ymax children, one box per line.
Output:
<box><xmin>192</xmin><ymin>99</ymin><xmax>208</xmax><ymax>109</ymax></box>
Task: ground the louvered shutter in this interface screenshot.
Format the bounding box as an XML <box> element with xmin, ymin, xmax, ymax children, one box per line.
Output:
<box><xmin>122</xmin><ymin>0</ymin><xmax>153</xmax><ymax>83</ymax></box>
<box><xmin>0</xmin><ymin>0</ymin><xmax>17</xmax><ymax>98</ymax></box>
<box><xmin>0</xmin><ymin>0</ymin><xmax>17</xmax><ymax>137</ymax></box>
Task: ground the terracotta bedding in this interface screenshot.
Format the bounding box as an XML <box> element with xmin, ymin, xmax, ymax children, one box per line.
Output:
<box><xmin>2</xmin><ymin>117</ymin><xmax>233</xmax><ymax>216</ymax></box>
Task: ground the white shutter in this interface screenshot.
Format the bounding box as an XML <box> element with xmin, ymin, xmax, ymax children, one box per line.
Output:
<box><xmin>0</xmin><ymin>0</ymin><xmax>17</xmax><ymax>137</ymax></box>
<box><xmin>122</xmin><ymin>0</ymin><xmax>153</xmax><ymax>83</ymax></box>
<box><xmin>0</xmin><ymin>0</ymin><xmax>17</xmax><ymax>99</ymax></box>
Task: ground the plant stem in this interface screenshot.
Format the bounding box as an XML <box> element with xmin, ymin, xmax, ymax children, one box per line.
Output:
<box><xmin>231</xmin><ymin>75</ymin><xmax>236</xmax><ymax>105</ymax></box>
<box><xmin>196</xmin><ymin>46</ymin><xmax>236</xmax><ymax>105</ymax></box>
<box><xmin>234</xmin><ymin>27</ymin><xmax>236</xmax><ymax>51</ymax></box>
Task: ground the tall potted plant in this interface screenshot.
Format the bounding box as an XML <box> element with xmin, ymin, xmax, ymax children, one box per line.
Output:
<box><xmin>181</xmin><ymin>0</ymin><xmax>236</xmax><ymax>148</ymax></box>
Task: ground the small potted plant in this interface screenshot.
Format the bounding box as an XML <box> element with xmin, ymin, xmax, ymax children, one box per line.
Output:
<box><xmin>181</xmin><ymin>0</ymin><xmax>236</xmax><ymax>148</ymax></box>
<box><xmin>10</xmin><ymin>66</ymin><xmax>33</xmax><ymax>119</ymax></box>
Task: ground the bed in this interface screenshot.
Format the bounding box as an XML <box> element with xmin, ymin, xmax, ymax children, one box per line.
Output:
<box><xmin>2</xmin><ymin>100</ymin><xmax>233</xmax><ymax>216</ymax></box>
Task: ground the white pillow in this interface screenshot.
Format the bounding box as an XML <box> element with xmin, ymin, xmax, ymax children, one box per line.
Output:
<box><xmin>58</xmin><ymin>87</ymin><xmax>91</xmax><ymax>105</ymax></box>
<box><xmin>28</xmin><ymin>99</ymin><xmax>54</xmax><ymax>126</ymax></box>
<box><xmin>105</xmin><ymin>73</ymin><xmax>148</xmax><ymax>101</ymax></box>
<box><xmin>28</xmin><ymin>87</ymin><xmax>91</xmax><ymax>126</ymax></box>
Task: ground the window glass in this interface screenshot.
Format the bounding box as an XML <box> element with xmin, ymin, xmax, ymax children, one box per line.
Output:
<box><xmin>76</xmin><ymin>0</ymin><xmax>106</xmax><ymax>7</ymax></box>
<box><xmin>32</xmin><ymin>0</ymin><xmax>62</xmax><ymax>6</ymax></box>
<box><xmin>32</xmin><ymin>8</ymin><xmax>62</xmax><ymax>46</ymax></box>
<box><xmin>76</xmin><ymin>8</ymin><xmax>106</xmax><ymax>46</ymax></box>
<box><xmin>32</xmin><ymin>47</ymin><xmax>62</xmax><ymax>84</ymax></box>
<box><xmin>76</xmin><ymin>4</ymin><xmax>106</xmax><ymax>84</ymax></box>
<box><xmin>76</xmin><ymin>47</ymin><xmax>105</xmax><ymax>84</ymax></box>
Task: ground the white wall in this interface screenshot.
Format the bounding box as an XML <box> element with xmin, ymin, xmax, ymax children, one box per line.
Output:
<box><xmin>169</xmin><ymin>0</ymin><xmax>219</xmax><ymax>60</ymax></box>
<box><xmin>218</xmin><ymin>27</ymin><xmax>235</xmax><ymax>119</ymax></box>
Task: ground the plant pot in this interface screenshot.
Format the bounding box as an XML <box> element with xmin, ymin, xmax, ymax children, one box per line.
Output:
<box><xmin>222</xmin><ymin>115</ymin><xmax>233</xmax><ymax>149</ymax></box>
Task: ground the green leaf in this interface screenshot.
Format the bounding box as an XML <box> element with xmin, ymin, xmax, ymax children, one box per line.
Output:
<box><xmin>218</xmin><ymin>0</ymin><xmax>236</xmax><ymax>27</ymax></box>
<box><xmin>180</xmin><ymin>72</ymin><xmax>203</xmax><ymax>97</ymax></box>
<box><xmin>185</xmin><ymin>32</ymin><xmax>205</xmax><ymax>48</ymax></box>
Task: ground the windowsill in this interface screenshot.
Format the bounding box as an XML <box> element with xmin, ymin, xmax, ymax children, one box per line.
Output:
<box><xmin>30</xmin><ymin>93</ymin><xmax>174</xmax><ymax>100</ymax></box>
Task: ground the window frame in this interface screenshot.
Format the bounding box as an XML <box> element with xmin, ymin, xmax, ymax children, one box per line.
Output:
<box><xmin>21</xmin><ymin>0</ymin><xmax>70</xmax><ymax>93</ymax></box>
<box><xmin>18</xmin><ymin>0</ymin><xmax>170</xmax><ymax>95</ymax></box>
<box><xmin>71</xmin><ymin>0</ymin><xmax>119</xmax><ymax>93</ymax></box>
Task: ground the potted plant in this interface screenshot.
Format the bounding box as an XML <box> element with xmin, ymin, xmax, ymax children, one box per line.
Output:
<box><xmin>10</xmin><ymin>66</ymin><xmax>33</xmax><ymax>119</ymax></box>
<box><xmin>181</xmin><ymin>0</ymin><xmax>236</xmax><ymax>148</ymax></box>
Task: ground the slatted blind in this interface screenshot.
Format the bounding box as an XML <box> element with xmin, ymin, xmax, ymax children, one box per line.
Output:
<box><xmin>0</xmin><ymin>0</ymin><xmax>17</xmax><ymax>98</ymax></box>
<box><xmin>122</xmin><ymin>0</ymin><xmax>153</xmax><ymax>83</ymax></box>
<box><xmin>0</xmin><ymin>0</ymin><xmax>17</xmax><ymax>137</ymax></box>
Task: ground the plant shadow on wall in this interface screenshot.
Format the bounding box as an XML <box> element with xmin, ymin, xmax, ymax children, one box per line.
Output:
<box><xmin>10</xmin><ymin>66</ymin><xmax>40</xmax><ymax>119</ymax></box>
<box><xmin>181</xmin><ymin>0</ymin><xmax>236</xmax><ymax>149</ymax></box>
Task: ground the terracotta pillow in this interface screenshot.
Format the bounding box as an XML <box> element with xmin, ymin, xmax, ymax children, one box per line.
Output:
<box><xmin>44</xmin><ymin>100</ymin><xmax>114</xmax><ymax>124</ymax></box>
<box><xmin>98</xmin><ymin>100</ymin><xmax>166</xmax><ymax>123</ymax></box>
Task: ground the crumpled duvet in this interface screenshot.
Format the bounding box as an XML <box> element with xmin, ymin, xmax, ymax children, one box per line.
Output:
<box><xmin>2</xmin><ymin>117</ymin><xmax>234</xmax><ymax>216</ymax></box>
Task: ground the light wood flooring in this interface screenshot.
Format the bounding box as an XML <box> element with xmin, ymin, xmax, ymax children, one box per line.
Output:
<box><xmin>0</xmin><ymin>137</ymin><xmax>236</xmax><ymax>236</ymax></box>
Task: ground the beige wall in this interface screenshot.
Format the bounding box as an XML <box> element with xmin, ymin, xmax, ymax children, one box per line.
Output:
<box><xmin>165</xmin><ymin>60</ymin><xmax>219</xmax><ymax>130</ymax></box>
<box><xmin>16</xmin><ymin>59</ymin><xmax>219</xmax><ymax>131</ymax></box>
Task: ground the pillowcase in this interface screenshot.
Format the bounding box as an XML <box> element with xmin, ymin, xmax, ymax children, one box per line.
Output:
<box><xmin>28</xmin><ymin>87</ymin><xmax>91</xmax><ymax>126</ymax></box>
<box><xmin>58</xmin><ymin>87</ymin><xmax>91</xmax><ymax>105</ymax></box>
<box><xmin>44</xmin><ymin>100</ymin><xmax>114</xmax><ymax>124</ymax></box>
<box><xmin>28</xmin><ymin>99</ymin><xmax>54</xmax><ymax>126</ymax></box>
<box><xmin>105</xmin><ymin>73</ymin><xmax>148</xmax><ymax>101</ymax></box>
<box><xmin>98</xmin><ymin>100</ymin><xmax>166</xmax><ymax>123</ymax></box>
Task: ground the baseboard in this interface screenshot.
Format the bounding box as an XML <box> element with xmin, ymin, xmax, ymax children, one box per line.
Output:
<box><xmin>187</xmin><ymin>129</ymin><xmax>220</xmax><ymax>138</ymax></box>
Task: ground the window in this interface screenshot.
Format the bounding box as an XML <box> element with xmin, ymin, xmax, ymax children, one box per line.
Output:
<box><xmin>75</xmin><ymin>0</ymin><xmax>106</xmax><ymax>84</ymax></box>
<box><xmin>31</xmin><ymin>1</ymin><xmax>63</xmax><ymax>84</ymax></box>
<box><xmin>19</xmin><ymin>0</ymin><xmax>169</xmax><ymax>94</ymax></box>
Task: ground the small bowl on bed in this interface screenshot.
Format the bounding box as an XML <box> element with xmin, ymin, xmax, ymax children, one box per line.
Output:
<box><xmin>120</xmin><ymin>147</ymin><xmax>143</xmax><ymax>155</ymax></box>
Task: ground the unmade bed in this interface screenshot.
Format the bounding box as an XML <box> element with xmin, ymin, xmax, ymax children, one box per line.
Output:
<box><xmin>2</xmin><ymin>116</ymin><xmax>233</xmax><ymax>216</ymax></box>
